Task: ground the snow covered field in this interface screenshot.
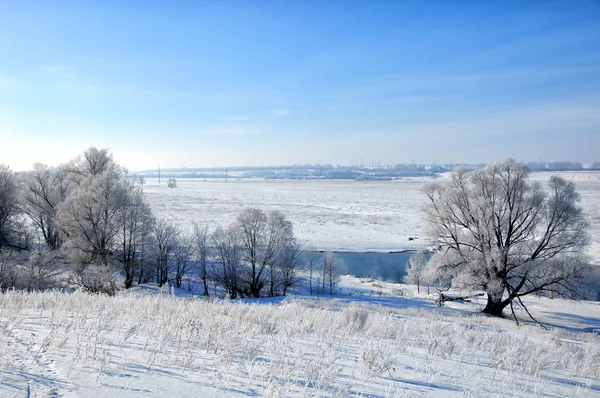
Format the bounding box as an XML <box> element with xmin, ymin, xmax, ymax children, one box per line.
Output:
<box><xmin>1</xmin><ymin>278</ymin><xmax>599</xmax><ymax>397</ymax></box>
<box><xmin>1</xmin><ymin>170</ymin><xmax>598</xmax><ymax>397</ymax></box>
<box><xmin>143</xmin><ymin>171</ymin><xmax>600</xmax><ymax>263</ymax></box>
<box><xmin>143</xmin><ymin>178</ymin><xmax>427</xmax><ymax>253</ymax></box>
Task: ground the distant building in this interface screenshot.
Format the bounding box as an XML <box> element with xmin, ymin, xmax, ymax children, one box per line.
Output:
<box><xmin>168</xmin><ymin>178</ymin><xmax>177</xmax><ymax>188</ymax></box>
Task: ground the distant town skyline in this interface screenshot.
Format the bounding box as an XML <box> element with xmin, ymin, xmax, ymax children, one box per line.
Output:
<box><xmin>1</xmin><ymin>1</ymin><xmax>599</xmax><ymax>171</ymax></box>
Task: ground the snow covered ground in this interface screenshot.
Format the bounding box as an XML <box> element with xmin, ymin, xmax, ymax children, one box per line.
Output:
<box><xmin>143</xmin><ymin>171</ymin><xmax>600</xmax><ymax>263</ymax></box>
<box><xmin>143</xmin><ymin>178</ymin><xmax>430</xmax><ymax>253</ymax></box>
<box><xmin>1</xmin><ymin>277</ymin><xmax>599</xmax><ymax>397</ymax></box>
<box><xmin>1</xmin><ymin>171</ymin><xmax>598</xmax><ymax>397</ymax></box>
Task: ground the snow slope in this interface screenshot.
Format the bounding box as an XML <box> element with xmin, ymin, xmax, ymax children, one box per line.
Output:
<box><xmin>1</xmin><ymin>278</ymin><xmax>599</xmax><ymax>397</ymax></box>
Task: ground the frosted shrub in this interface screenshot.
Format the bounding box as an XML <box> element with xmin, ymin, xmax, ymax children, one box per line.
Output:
<box><xmin>71</xmin><ymin>262</ymin><xmax>119</xmax><ymax>295</ymax></box>
<box><xmin>340</xmin><ymin>302</ymin><xmax>369</xmax><ymax>334</ymax></box>
<box><xmin>359</xmin><ymin>341</ymin><xmax>396</xmax><ymax>379</ymax></box>
<box><xmin>24</xmin><ymin>248</ymin><xmax>59</xmax><ymax>291</ymax></box>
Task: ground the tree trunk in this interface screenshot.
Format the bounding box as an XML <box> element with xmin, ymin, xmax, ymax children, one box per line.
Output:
<box><xmin>202</xmin><ymin>276</ymin><xmax>209</xmax><ymax>296</ymax></box>
<box><xmin>124</xmin><ymin>271</ymin><xmax>133</xmax><ymax>289</ymax></box>
<box><xmin>482</xmin><ymin>294</ymin><xmax>510</xmax><ymax>316</ymax></box>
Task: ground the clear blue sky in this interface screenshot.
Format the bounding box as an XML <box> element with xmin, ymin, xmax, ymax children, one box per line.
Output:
<box><xmin>1</xmin><ymin>0</ymin><xmax>599</xmax><ymax>171</ymax></box>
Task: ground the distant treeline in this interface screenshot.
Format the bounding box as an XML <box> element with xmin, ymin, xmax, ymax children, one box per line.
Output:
<box><xmin>527</xmin><ymin>161</ymin><xmax>583</xmax><ymax>171</ymax></box>
<box><xmin>135</xmin><ymin>160</ymin><xmax>600</xmax><ymax>180</ymax></box>
<box><xmin>137</xmin><ymin>164</ymin><xmax>447</xmax><ymax>180</ymax></box>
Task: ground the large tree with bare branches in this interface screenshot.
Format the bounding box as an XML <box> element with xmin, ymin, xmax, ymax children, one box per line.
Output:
<box><xmin>236</xmin><ymin>208</ymin><xmax>293</xmax><ymax>297</ymax></box>
<box><xmin>422</xmin><ymin>159</ymin><xmax>590</xmax><ymax>318</ymax></box>
<box><xmin>21</xmin><ymin>164</ymin><xmax>69</xmax><ymax>250</ymax></box>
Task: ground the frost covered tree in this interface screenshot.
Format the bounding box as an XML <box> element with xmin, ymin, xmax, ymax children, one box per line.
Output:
<box><xmin>24</xmin><ymin>248</ymin><xmax>59</xmax><ymax>291</ymax></box>
<box><xmin>118</xmin><ymin>184</ymin><xmax>154</xmax><ymax>289</ymax></box>
<box><xmin>278</xmin><ymin>238</ymin><xmax>304</xmax><ymax>296</ymax></box>
<box><xmin>57</xmin><ymin>166</ymin><xmax>129</xmax><ymax>266</ymax></box>
<box><xmin>173</xmin><ymin>231</ymin><xmax>193</xmax><ymax>288</ymax></box>
<box><xmin>0</xmin><ymin>251</ymin><xmax>17</xmax><ymax>291</ymax></box>
<box><xmin>192</xmin><ymin>222</ymin><xmax>212</xmax><ymax>296</ymax></box>
<box><xmin>421</xmin><ymin>253</ymin><xmax>452</xmax><ymax>306</ymax></box>
<box><xmin>404</xmin><ymin>250</ymin><xmax>428</xmax><ymax>294</ymax></box>
<box><xmin>212</xmin><ymin>225</ymin><xmax>242</xmax><ymax>298</ymax></box>
<box><xmin>236</xmin><ymin>208</ymin><xmax>294</xmax><ymax>297</ymax></box>
<box><xmin>21</xmin><ymin>164</ymin><xmax>70</xmax><ymax>250</ymax></box>
<box><xmin>322</xmin><ymin>251</ymin><xmax>340</xmax><ymax>295</ymax></box>
<box><xmin>265</xmin><ymin>211</ymin><xmax>294</xmax><ymax>297</ymax></box>
<box><xmin>306</xmin><ymin>247</ymin><xmax>318</xmax><ymax>295</ymax></box>
<box><xmin>66</xmin><ymin>147</ymin><xmax>120</xmax><ymax>180</ymax></box>
<box><xmin>57</xmin><ymin>169</ymin><xmax>130</xmax><ymax>294</ymax></box>
<box><xmin>423</xmin><ymin>159</ymin><xmax>590</xmax><ymax>317</ymax></box>
<box><xmin>56</xmin><ymin>147</ymin><xmax>147</xmax><ymax>293</ymax></box>
<box><xmin>151</xmin><ymin>218</ymin><xmax>179</xmax><ymax>287</ymax></box>
<box><xmin>236</xmin><ymin>208</ymin><xmax>268</xmax><ymax>297</ymax></box>
<box><xmin>0</xmin><ymin>165</ymin><xmax>20</xmax><ymax>249</ymax></box>
<box><xmin>4</xmin><ymin>147</ymin><xmax>161</xmax><ymax>294</ymax></box>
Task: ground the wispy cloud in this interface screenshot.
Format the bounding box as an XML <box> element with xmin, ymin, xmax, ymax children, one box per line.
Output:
<box><xmin>269</xmin><ymin>109</ymin><xmax>292</xmax><ymax>118</ymax></box>
<box><xmin>207</xmin><ymin>128</ymin><xmax>255</xmax><ymax>135</ymax></box>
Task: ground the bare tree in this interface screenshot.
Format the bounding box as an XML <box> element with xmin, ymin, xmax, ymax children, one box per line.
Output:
<box><xmin>66</xmin><ymin>147</ymin><xmax>121</xmax><ymax>181</ymax></box>
<box><xmin>57</xmin><ymin>168</ymin><xmax>129</xmax><ymax>267</ymax></box>
<box><xmin>322</xmin><ymin>251</ymin><xmax>340</xmax><ymax>295</ymax></box>
<box><xmin>137</xmin><ymin>251</ymin><xmax>155</xmax><ymax>285</ymax></box>
<box><xmin>192</xmin><ymin>222</ymin><xmax>212</xmax><ymax>296</ymax></box>
<box><xmin>237</xmin><ymin>208</ymin><xmax>294</xmax><ymax>297</ymax></box>
<box><xmin>0</xmin><ymin>165</ymin><xmax>20</xmax><ymax>249</ymax></box>
<box><xmin>152</xmin><ymin>218</ymin><xmax>179</xmax><ymax>287</ymax></box>
<box><xmin>118</xmin><ymin>183</ymin><xmax>154</xmax><ymax>288</ymax></box>
<box><xmin>20</xmin><ymin>164</ymin><xmax>69</xmax><ymax>250</ymax></box>
<box><xmin>212</xmin><ymin>225</ymin><xmax>241</xmax><ymax>298</ymax></box>
<box><xmin>423</xmin><ymin>159</ymin><xmax>590</xmax><ymax>318</ymax></box>
<box><xmin>56</xmin><ymin>165</ymin><xmax>132</xmax><ymax>294</ymax></box>
<box><xmin>265</xmin><ymin>211</ymin><xmax>294</xmax><ymax>297</ymax></box>
<box><xmin>422</xmin><ymin>254</ymin><xmax>452</xmax><ymax>306</ymax></box>
<box><xmin>173</xmin><ymin>231</ymin><xmax>193</xmax><ymax>288</ymax></box>
<box><xmin>404</xmin><ymin>250</ymin><xmax>428</xmax><ymax>294</ymax></box>
<box><xmin>237</xmin><ymin>208</ymin><xmax>268</xmax><ymax>297</ymax></box>
<box><xmin>278</xmin><ymin>238</ymin><xmax>304</xmax><ymax>296</ymax></box>
<box><xmin>306</xmin><ymin>248</ymin><xmax>318</xmax><ymax>295</ymax></box>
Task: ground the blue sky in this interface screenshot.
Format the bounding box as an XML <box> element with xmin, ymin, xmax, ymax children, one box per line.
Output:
<box><xmin>1</xmin><ymin>1</ymin><xmax>599</xmax><ymax>171</ymax></box>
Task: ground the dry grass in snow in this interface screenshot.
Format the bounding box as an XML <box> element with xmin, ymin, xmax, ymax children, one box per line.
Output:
<box><xmin>0</xmin><ymin>289</ymin><xmax>599</xmax><ymax>397</ymax></box>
